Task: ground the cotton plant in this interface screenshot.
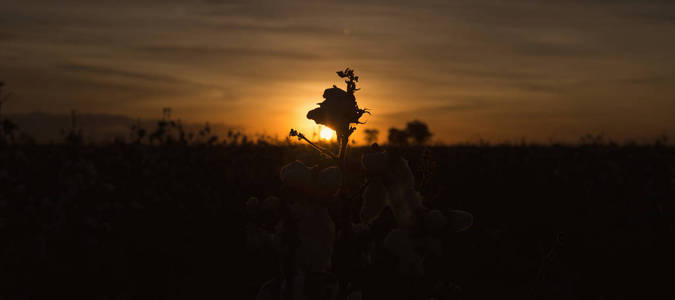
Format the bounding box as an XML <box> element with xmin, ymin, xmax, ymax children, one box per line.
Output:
<box><xmin>248</xmin><ymin>162</ymin><xmax>343</xmax><ymax>300</ymax></box>
<box><xmin>248</xmin><ymin>69</ymin><xmax>473</xmax><ymax>299</ymax></box>
<box><xmin>362</xmin><ymin>150</ymin><xmax>474</xmax><ymax>276</ymax></box>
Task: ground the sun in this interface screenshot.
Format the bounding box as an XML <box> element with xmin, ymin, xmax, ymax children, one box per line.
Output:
<box><xmin>320</xmin><ymin>127</ymin><xmax>335</xmax><ymax>140</ymax></box>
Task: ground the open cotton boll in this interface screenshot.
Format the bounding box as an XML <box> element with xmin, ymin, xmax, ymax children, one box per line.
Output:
<box><xmin>316</xmin><ymin>166</ymin><xmax>342</xmax><ymax>195</ymax></box>
<box><xmin>424</xmin><ymin>209</ymin><xmax>448</xmax><ymax>232</ymax></box>
<box><xmin>387</xmin><ymin>187</ymin><xmax>422</xmax><ymax>228</ymax></box>
<box><xmin>360</xmin><ymin>180</ymin><xmax>388</xmax><ymax>223</ymax></box>
<box><xmin>385</xmin><ymin>156</ymin><xmax>415</xmax><ymax>189</ymax></box>
<box><xmin>294</xmin><ymin>205</ymin><xmax>335</xmax><ymax>273</ymax></box>
<box><xmin>280</xmin><ymin>161</ymin><xmax>312</xmax><ymax>189</ymax></box>
<box><xmin>447</xmin><ymin>210</ymin><xmax>474</xmax><ymax>232</ymax></box>
<box><xmin>361</xmin><ymin>152</ymin><xmax>423</xmax><ymax>227</ymax></box>
<box><xmin>362</xmin><ymin>151</ymin><xmax>414</xmax><ymax>191</ymax></box>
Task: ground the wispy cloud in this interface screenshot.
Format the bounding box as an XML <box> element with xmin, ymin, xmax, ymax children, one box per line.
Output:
<box><xmin>139</xmin><ymin>46</ymin><xmax>324</xmax><ymax>60</ymax></box>
<box><xmin>61</xmin><ymin>64</ymin><xmax>199</xmax><ymax>86</ymax></box>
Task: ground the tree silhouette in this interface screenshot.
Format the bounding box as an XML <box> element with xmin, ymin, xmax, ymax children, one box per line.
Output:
<box><xmin>363</xmin><ymin>128</ymin><xmax>379</xmax><ymax>145</ymax></box>
<box><xmin>388</xmin><ymin>127</ymin><xmax>409</xmax><ymax>146</ymax></box>
<box><xmin>405</xmin><ymin>120</ymin><xmax>432</xmax><ymax>145</ymax></box>
<box><xmin>0</xmin><ymin>82</ymin><xmax>18</xmax><ymax>144</ymax></box>
<box><xmin>0</xmin><ymin>82</ymin><xmax>6</xmax><ymax>115</ymax></box>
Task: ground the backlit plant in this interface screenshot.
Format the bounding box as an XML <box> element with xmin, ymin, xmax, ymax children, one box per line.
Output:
<box><xmin>248</xmin><ymin>68</ymin><xmax>473</xmax><ymax>300</ymax></box>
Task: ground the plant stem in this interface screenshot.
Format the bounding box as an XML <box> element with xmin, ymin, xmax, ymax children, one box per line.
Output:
<box><xmin>298</xmin><ymin>133</ymin><xmax>338</xmax><ymax>160</ymax></box>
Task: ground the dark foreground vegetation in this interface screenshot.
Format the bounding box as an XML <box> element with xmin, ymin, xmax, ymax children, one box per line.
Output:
<box><xmin>1</xmin><ymin>139</ymin><xmax>674</xmax><ymax>299</ymax></box>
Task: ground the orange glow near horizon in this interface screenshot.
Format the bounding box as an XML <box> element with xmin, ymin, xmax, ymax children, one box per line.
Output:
<box><xmin>3</xmin><ymin>0</ymin><xmax>675</xmax><ymax>144</ymax></box>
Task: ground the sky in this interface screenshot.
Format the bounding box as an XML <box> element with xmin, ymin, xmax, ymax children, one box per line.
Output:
<box><xmin>1</xmin><ymin>0</ymin><xmax>674</xmax><ymax>143</ymax></box>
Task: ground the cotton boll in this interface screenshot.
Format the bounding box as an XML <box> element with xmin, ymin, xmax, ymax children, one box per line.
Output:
<box><xmin>281</xmin><ymin>161</ymin><xmax>312</xmax><ymax>189</ymax></box>
<box><xmin>360</xmin><ymin>181</ymin><xmax>388</xmax><ymax>223</ymax></box>
<box><xmin>387</xmin><ymin>187</ymin><xmax>421</xmax><ymax>228</ymax></box>
<box><xmin>361</xmin><ymin>151</ymin><xmax>388</xmax><ymax>174</ymax></box>
<box><xmin>447</xmin><ymin>210</ymin><xmax>474</xmax><ymax>232</ymax></box>
<box><xmin>385</xmin><ymin>156</ymin><xmax>415</xmax><ymax>189</ymax></box>
<box><xmin>316</xmin><ymin>166</ymin><xmax>342</xmax><ymax>195</ymax></box>
<box><xmin>424</xmin><ymin>209</ymin><xmax>447</xmax><ymax>232</ymax></box>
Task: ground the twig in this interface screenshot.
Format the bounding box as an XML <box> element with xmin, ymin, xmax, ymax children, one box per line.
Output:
<box><xmin>290</xmin><ymin>129</ymin><xmax>338</xmax><ymax>161</ymax></box>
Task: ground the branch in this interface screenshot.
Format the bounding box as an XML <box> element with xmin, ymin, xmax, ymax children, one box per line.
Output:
<box><xmin>289</xmin><ymin>129</ymin><xmax>338</xmax><ymax>160</ymax></box>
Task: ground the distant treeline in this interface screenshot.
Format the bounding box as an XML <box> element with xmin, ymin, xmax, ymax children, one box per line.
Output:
<box><xmin>1</xmin><ymin>111</ymin><xmax>243</xmax><ymax>144</ymax></box>
<box><xmin>0</xmin><ymin>111</ymin><xmax>671</xmax><ymax>147</ymax></box>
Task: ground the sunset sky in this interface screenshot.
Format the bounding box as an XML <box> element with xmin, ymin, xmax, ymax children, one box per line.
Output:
<box><xmin>2</xmin><ymin>0</ymin><xmax>674</xmax><ymax>143</ymax></box>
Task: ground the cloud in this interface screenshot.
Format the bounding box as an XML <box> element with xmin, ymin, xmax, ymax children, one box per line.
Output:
<box><xmin>381</xmin><ymin>100</ymin><xmax>490</xmax><ymax>120</ymax></box>
<box><xmin>205</xmin><ymin>20</ymin><xmax>337</xmax><ymax>34</ymax></box>
<box><xmin>139</xmin><ymin>46</ymin><xmax>324</xmax><ymax>61</ymax></box>
<box><xmin>61</xmin><ymin>64</ymin><xmax>200</xmax><ymax>86</ymax></box>
<box><xmin>626</xmin><ymin>11</ymin><xmax>675</xmax><ymax>23</ymax></box>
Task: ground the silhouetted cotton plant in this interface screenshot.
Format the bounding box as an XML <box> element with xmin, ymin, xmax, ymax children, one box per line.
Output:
<box><xmin>249</xmin><ymin>69</ymin><xmax>473</xmax><ymax>300</ymax></box>
<box><xmin>295</xmin><ymin>68</ymin><xmax>368</xmax><ymax>164</ymax></box>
